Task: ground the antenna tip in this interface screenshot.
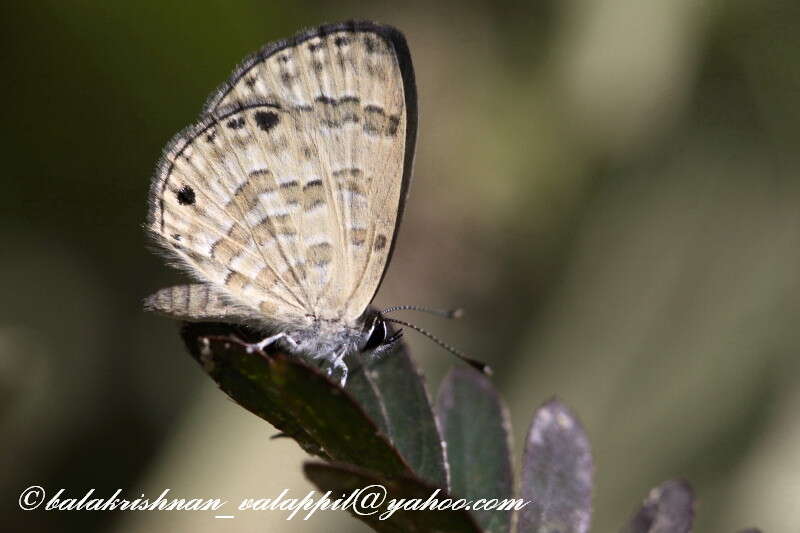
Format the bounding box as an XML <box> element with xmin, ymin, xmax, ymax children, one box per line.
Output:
<box><xmin>464</xmin><ymin>358</ymin><xmax>492</xmax><ymax>376</ymax></box>
<box><xmin>449</xmin><ymin>308</ymin><xmax>465</xmax><ymax>319</ymax></box>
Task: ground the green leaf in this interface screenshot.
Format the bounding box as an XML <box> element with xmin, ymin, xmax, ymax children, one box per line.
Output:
<box><xmin>619</xmin><ymin>480</ymin><xmax>694</xmax><ymax>533</ymax></box>
<box><xmin>435</xmin><ymin>366</ymin><xmax>514</xmax><ymax>533</ymax></box>
<box><xmin>348</xmin><ymin>338</ymin><xmax>449</xmax><ymax>489</ymax></box>
<box><xmin>303</xmin><ymin>461</ymin><xmax>484</xmax><ymax>533</ymax></box>
<box><xmin>181</xmin><ymin>322</ymin><xmax>412</xmax><ymax>479</ymax></box>
<box><xmin>342</xmin><ymin>353</ymin><xmax>392</xmax><ymax>438</ymax></box>
<box><xmin>518</xmin><ymin>398</ymin><xmax>593</xmax><ymax>533</ymax></box>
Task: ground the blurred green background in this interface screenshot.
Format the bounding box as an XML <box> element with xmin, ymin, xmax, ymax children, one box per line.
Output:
<box><xmin>3</xmin><ymin>1</ymin><xmax>799</xmax><ymax>531</ymax></box>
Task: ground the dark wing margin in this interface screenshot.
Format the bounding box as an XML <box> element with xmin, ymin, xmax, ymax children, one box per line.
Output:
<box><xmin>371</xmin><ymin>23</ymin><xmax>418</xmax><ymax>303</ymax></box>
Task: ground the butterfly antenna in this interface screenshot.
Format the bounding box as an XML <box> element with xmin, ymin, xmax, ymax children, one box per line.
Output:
<box><xmin>383</xmin><ymin>317</ymin><xmax>491</xmax><ymax>376</ymax></box>
<box><xmin>382</xmin><ymin>305</ymin><xmax>465</xmax><ymax>319</ymax></box>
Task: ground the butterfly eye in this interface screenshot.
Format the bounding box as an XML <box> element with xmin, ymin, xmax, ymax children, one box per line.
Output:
<box><xmin>361</xmin><ymin>316</ymin><xmax>388</xmax><ymax>352</ymax></box>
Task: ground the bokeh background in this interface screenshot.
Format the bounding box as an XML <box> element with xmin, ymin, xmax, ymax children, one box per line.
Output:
<box><xmin>3</xmin><ymin>1</ymin><xmax>799</xmax><ymax>531</ymax></box>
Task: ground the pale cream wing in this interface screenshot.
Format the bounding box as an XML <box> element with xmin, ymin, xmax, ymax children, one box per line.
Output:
<box><xmin>204</xmin><ymin>21</ymin><xmax>418</xmax><ymax>323</ymax></box>
<box><xmin>148</xmin><ymin>103</ymin><xmax>318</xmax><ymax>326</ymax></box>
<box><xmin>144</xmin><ymin>284</ymin><xmax>253</xmax><ymax>322</ymax></box>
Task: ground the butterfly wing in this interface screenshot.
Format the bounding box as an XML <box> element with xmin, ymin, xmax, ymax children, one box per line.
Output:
<box><xmin>148</xmin><ymin>103</ymin><xmax>317</xmax><ymax>326</ymax></box>
<box><xmin>147</xmin><ymin>22</ymin><xmax>417</xmax><ymax>326</ymax></box>
<box><xmin>144</xmin><ymin>283</ymin><xmax>254</xmax><ymax>322</ymax></box>
<box><xmin>206</xmin><ymin>21</ymin><xmax>417</xmax><ymax>324</ymax></box>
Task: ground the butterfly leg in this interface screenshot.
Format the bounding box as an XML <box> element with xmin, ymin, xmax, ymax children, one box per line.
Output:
<box><xmin>325</xmin><ymin>348</ymin><xmax>349</xmax><ymax>386</ymax></box>
<box><xmin>244</xmin><ymin>332</ymin><xmax>298</xmax><ymax>354</ymax></box>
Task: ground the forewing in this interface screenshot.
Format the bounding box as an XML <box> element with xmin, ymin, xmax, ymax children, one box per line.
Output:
<box><xmin>148</xmin><ymin>103</ymin><xmax>316</xmax><ymax>325</ymax></box>
<box><xmin>205</xmin><ymin>21</ymin><xmax>418</xmax><ymax>323</ymax></box>
<box><xmin>148</xmin><ymin>22</ymin><xmax>417</xmax><ymax>326</ymax></box>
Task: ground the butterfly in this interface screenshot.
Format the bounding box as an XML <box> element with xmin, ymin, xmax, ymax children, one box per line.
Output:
<box><xmin>145</xmin><ymin>21</ymin><xmax>487</xmax><ymax>384</ymax></box>
<box><xmin>144</xmin><ymin>21</ymin><xmax>420</xmax><ymax>384</ymax></box>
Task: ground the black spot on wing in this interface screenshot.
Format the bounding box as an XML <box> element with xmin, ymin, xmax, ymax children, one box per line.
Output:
<box><xmin>332</xmin><ymin>168</ymin><xmax>363</xmax><ymax>178</ymax></box>
<box><xmin>363</xmin><ymin>105</ymin><xmax>401</xmax><ymax>136</ymax></box>
<box><xmin>254</xmin><ymin>111</ymin><xmax>280</xmax><ymax>131</ymax></box>
<box><xmin>388</xmin><ymin>115</ymin><xmax>400</xmax><ymax>136</ymax></box>
<box><xmin>226</xmin><ymin>117</ymin><xmax>245</xmax><ymax>130</ymax></box>
<box><xmin>280</xmin><ymin>71</ymin><xmax>295</xmax><ymax>87</ymax></box>
<box><xmin>315</xmin><ymin>95</ymin><xmax>337</xmax><ymax>106</ymax></box>
<box><xmin>374</xmin><ymin>234</ymin><xmax>387</xmax><ymax>250</ymax></box>
<box><xmin>176</xmin><ymin>185</ymin><xmax>196</xmax><ymax>206</ymax></box>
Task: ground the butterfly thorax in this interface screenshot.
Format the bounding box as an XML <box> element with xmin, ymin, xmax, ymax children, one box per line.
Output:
<box><xmin>283</xmin><ymin>306</ymin><xmax>395</xmax><ymax>361</ymax></box>
<box><xmin>283</xmin><ymin>316</ymin><xmax>366</xmax><ymax>359</ymax></box>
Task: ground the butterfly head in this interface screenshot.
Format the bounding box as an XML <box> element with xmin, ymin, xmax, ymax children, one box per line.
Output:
<box><xmin>359</xmin><ymin>311</ymin><xmax>403</xmax><ymax>353</ymax></box>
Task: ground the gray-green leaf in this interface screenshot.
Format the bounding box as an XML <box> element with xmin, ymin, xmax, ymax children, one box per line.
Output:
<box><xmin>181</xmin><ymin>322</ymin><xmax>412</xmax><ymax>480</ymax></box>
<box><xmin>348</xmin><ymin>337</ymin><xmax>449</xmax><ymax>489</ymax></box>
<box><xmin>435</xmin><ymin>366</ymin><xmax>514</xmax><ymax>533</ymax></box>
<box><xmin>518</xmin><ymin>398</ymin><xmax>593</xmax><ymax>533</ymax></box>
<box><xmin>619</xmin><ymin>479</ymin><xmax>694</xmax><ymax>533</ymax></box>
